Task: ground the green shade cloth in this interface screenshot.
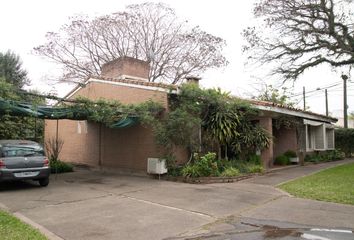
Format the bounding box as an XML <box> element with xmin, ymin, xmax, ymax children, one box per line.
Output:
<box><xmin>0</xmin><ymin>99</ymin><xmax>138</xmax><ymax>128</ymax></box>
<box><xmin>110</xmin><ymin>117</ymin><xmax>139</xmax><ymax>128</ymax></box>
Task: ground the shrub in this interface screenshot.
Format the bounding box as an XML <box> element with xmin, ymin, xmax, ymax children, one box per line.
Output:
<box><xmin>226</xmin><ymin>159</ymin><xmax>264</xmax><ymax>174</ymax></box>
<box><xmin>50</xmin><ymin>159</ymin><xmax>74</xmax><ymax>173</ymax></box>
<box><xmin>247</xmin><ymin>154</ymin><xmax>261</xmax><ymax>165</ymax></box>
<box><xmin>330</xmin><ymin>149</ymin><xmax>345</xmax><ymax>160</ymax></box>
<box><xmin>181</xmin><ymin>152</ymin><xmax>220</xmax><ymax>177</ymax></box>
<box><xmin>274</xmin><ymin>155</ymin><xmax>290</xmax><ymax>165</ymax></box>
<box><xmin>247</xmin><ymin>164</ymin><xmax>264</xmax><ymax>173</ymax></box>
<box><xmin>335</xmin><ymin>128</ymin><xmax>354</xmax><ymax>157</ymax></box>
<box><xmin>231</xmin><ymin>161</ymin><xmax>249</xmax><ymax>173</ymax></box>
<box><xmin>168</xmin><ymin>166</ymin><xmax>183</xmax><ymax>177</ymax></box>
<box><xmin>196</xmin><ymin>152</ymin><xmax>220</xmax><ymax>177</ymax></box>
<box><xmin>305</xmin><ymin>149</ymin><xmax>345</xmax><ymax>163</ymax></box>
<box><xmin>181</xmin><ymin>164</ymin><xmax>201</xmax><ymax>178</ymax></box>
<box><xmin>221</xmin><ymin>167</ymin><xmax>240</xmax><ymax>177</ymax></box>
<box><xmin>284</xmin><ymin>150</ymin><xmax>297</xmax><ymax>158</ymax></box>
<box><xmin>216</xmin><ymin>158</ymin><xmax>233</xmax><ymax>172</ymax></box>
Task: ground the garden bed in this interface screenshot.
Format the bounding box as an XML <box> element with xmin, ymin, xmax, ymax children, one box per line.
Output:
<box><xmin>163</xmin><ymin>172</ymin><xmax>264</xmax><ymax>184</ymax></box>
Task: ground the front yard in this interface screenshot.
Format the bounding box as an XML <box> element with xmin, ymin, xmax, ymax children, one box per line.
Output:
<box><xmin>0</xmin><ymin>210</ymin><xmax>47</xmax><ymax>240</ymax></box>
<box><xmin>279</xmin><ymin>163</ymin><xmax>354</xmax><ymax>205</ymax></box>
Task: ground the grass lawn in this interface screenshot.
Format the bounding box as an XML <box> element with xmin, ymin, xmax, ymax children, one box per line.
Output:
<box><xmin>279</xmin><ymin>163</ymin><xmax>354</xmax><ymax>205</ymax></box>
<box><xmin>0</xmin><ymin>210</ymin><xmax>47</xmax><ymax>240</ymax></box>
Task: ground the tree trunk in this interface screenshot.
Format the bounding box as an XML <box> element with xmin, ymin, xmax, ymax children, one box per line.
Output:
<box><xmin>218</xmin><ymin>144</ymin><xmax>222</xmax><ymax>160</ymax></box>
<box><xmin>224</xmin><ymin>145</ymin><xmax>228</xmax><ymax>160</ymax></box>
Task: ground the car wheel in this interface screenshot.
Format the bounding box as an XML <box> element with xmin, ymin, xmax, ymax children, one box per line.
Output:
<box><xmin>38</xmin><ymin>178</ymin><xmax>49</xmax><ymax>187</ymax></box>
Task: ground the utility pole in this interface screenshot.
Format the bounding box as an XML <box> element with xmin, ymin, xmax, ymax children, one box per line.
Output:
<box><xmin>303</xmin><ymin>86</ymin><xmax>306</xmax><ymax>110</ymax></box>
<box><xmin>325</xmin><ymin>89</ymin><xmax>328</xmax><ymax>117</ymax></box>
<box><xmin>342</xmin><ymin>74</ymin><xmax>348</xmax><ymax>128</ymax></box>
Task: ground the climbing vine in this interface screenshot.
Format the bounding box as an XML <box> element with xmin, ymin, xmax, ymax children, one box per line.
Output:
<box><xmin>58</xmin><ymin>84</ymin><xmax>271</xmax><ymax>163</ymax></box>
<box><xmin>63</xmin><ymin>97</ymin><xmax>164</xmax><ymax>127</ymax></box>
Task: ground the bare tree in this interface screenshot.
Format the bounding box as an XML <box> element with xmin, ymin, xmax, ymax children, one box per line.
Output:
<box><xmin>34</xmin><ymin>2</ymin><xmax>228</xmax><ymax>84</ymax></box>
<box><xmin>243</xmin><ymin>0</ymin><xmax>354</xmax><ymax>81</ymax></box>
<box><xmin>45</xmin><ymin>137</ymin><xmax>64</xmax><ymax>161</ymax></box>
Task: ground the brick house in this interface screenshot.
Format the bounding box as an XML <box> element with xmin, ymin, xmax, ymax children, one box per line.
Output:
<box><xmin>44</xmin><ymin>57</ymin><xmax>337</xmax><ymax>172</ymax></box>
<box><xmin>251</xmin><ymin>100</ymin><xmax>336</xmax><ymax>168</ymax></box>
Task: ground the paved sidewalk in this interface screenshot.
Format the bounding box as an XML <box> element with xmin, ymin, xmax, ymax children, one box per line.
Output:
<box><xmin>0</xmin><ymin>159</ymin><xmax>353</xmax><ymax>240</ymax></box>
<box><xmin>244</xmin><ymin>158</ymin><xmax>354</xmax><ymax>186</ymax></box>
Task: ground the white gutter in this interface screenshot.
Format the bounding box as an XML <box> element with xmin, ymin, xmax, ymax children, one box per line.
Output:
<box><xmin>253</xmin><ymin>104</ymin><xmax>336</xmax><ymax>123</ymax></box>
<box><xmin>65</xmin><ymin>77</ymin><xmax>177</xmax><ymax>99</ymax></box>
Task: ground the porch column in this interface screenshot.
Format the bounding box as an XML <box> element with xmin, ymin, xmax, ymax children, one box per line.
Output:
<box><xmin>259</xmin><ymin>117</ymin><xmax>274</xmax><ymax>169</ymax></box>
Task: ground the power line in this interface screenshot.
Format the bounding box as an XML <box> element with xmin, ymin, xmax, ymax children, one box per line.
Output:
<box><xmin>289</xmin><ymin>81</ymin><xmax>342</xmax><ymax>98</ymax></box>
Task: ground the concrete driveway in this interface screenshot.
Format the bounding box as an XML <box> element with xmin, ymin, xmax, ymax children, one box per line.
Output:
<box><xmin>0</xmin><ymin>159</ymin><xmax>354</xmax><ymax>240</ymax></box>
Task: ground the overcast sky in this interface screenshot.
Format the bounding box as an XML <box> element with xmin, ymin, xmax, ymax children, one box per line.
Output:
<box><xmin>0</xmin><ymin>0</ymin><xmax>353</xmax><ymax>118</ymax></box>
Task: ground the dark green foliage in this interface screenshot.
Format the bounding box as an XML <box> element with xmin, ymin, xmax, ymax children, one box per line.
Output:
<box><xmin>284</xmin><ymin>150</ymin><xmax>297</xmax><ymax>158</ymax></box>
<box><xmin>247</xmin><ymin>154</ymin><xmax>261</xmax><ymax>165</ymax></box>
<box><xmin>180</xmin><ymin>152</ymin><xmax>264</xmax><ymax>178</ymax></box>
<box><xmin>154</xmin><ymin>108</ymin><xmax>201</xmax><ymax>150</ymax></box>
<box><xmin>50</xmin><ymin>159</ymin><xmax>74</xmax><ymax>173</ymax></box>
<box><xmin>66</xmin><ymin>97</ymin><xmax>163</xmax><ymax>128</ymax></box>
<box><xmin>275</xmin><ymin>155</ymin><xmax>290</xmax><ymax>166</ymax></box>
<box><xmin>305</xmin><ymin>150</ymin><xmax>345</xmax><ymax>163</ymax></box>
<box><xmin>230</xmin><ymin>160</ymin><xmax>264</xmax><ymax>173</ymax></box>
<box><xmin>0</xmin><ymin>78</ymin><xmax>44</xmax><ymax>141</ymax></box>
<box><xmin>220</xmin><ymin>167</ymin><xmax>240</xmax><ymax>177</ymax></box>
<box><xmin>0</xmin><ymin>51</ymin><xmax>29</xmax><ymax>88</ymax></box>
<box><xmin>181</xmin><ymin>152</ymin><xmax>220</xmax><ymax>177</ymax></box>
<box><xmin>247</xmin><ymin>164</ymin><xmax>264</xmax><ymax>173</ymax></box>
<box><xmin>231</xmin><ymin>124</ymin><xmax>271</xmax><ymax>159</ymax></box>
<box><xmin>0</xmin><ymin>51</ymin><xmax>45</xmax><ymax>141</ymax></box>
<box><xmin>335</xmin><ymin>128</ymin><xmax>354</xmax><ymax>157</ymax></box>
<box><xmin>161</xmin><ymin>84</ymin><xmax>271</xmax><ymax>162</ymax></box>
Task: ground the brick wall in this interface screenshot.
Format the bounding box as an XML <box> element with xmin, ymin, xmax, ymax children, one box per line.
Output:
<box><xmin>74</xmin><ymin>81</ymin><xmax>169</xmax><ymax>107</ymax></box>
<box><xmin>44</xmin><ymin>120</ymin><xmax>100</xmax><ymax>166</ymax></box>
<box><xmin>259</xmin><ymin>117</ymin><xmax>274</xmax><ymax>169</ymax></box>
<box><xmin>273</xmin><ymin>127</ymin><xmax>298</xmax><ymax>158</ymax></box>
<box><xmin>45</xmin><ymin>81</ymin><xmax>188</xmax><ymax>172</ymax></box>
<box><xmin>101</xmin><ymin>57</ymin><xmax>149</xmax><ymax>80</ymax></box>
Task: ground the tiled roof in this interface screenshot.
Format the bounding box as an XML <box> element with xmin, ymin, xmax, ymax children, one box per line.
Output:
<box><xmin>63</xmin><ymin>76</ymin><xmax>337</xmax><ymax>122</ymax></box>
<box><xmin>63</xmin><ymin>75</ymin><xmax>177</xmax><ymax>99</ymax></box>
<box><xmin>248</xmin><ymin>99</ymin><xmax>337</xmax><ymax>122</ymax></box>
<box><xmin>92</xmin><ymin>75</ymin><xmax>178</xmax><ymax>90</ymax></box>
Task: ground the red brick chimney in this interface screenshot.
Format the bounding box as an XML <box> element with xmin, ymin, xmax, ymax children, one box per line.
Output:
<box><xmin>101</xmin><ymin>57</ymin><xmax>150</xmax><ymax>80</ymax></box>
<box><xmin>186</xmin><ymin>76</ymin><xmax>201</xmax><ymax>85</ymax></box>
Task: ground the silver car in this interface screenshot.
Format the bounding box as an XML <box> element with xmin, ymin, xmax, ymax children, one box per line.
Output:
<box><xmin>0</xmin><ymin>140</ymin><xmax>50</xmax><ymax>187</ymax></box>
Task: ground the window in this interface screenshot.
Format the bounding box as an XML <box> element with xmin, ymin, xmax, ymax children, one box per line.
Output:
<box><xmin>325</xmin><ymin>127</ymin><xmax>335</xmax><ymax>150</ymax></box>
<box><xmin>1</xmin><ymin>145</ymin><xmax>44</xmax><ymax>157</ymax></box>
<box><xmin>306</xmin><ymin>125</ymin><xmax>313</xmax><ymax>150</ymax></box>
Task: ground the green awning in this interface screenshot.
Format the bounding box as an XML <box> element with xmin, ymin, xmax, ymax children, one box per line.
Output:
<box><xmin>110</xmin><ymin>117</ymin><xmax>139</xmax><ymax>128</ymax></box>
<box><xmin>0</xmin><ymin>99</ymin><xmax>138</xmax><ymax>129</ymax></box>
<box><xmin>0</xmin><ymin>100</ymin><xmax>42</xmax><ymax>117</ymax></box>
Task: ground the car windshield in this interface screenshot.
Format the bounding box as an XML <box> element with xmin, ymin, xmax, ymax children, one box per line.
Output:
<box><xmin>1</xmin><ymin>145</ymin><xmax>45</xmax><ymax>157</ymax></box>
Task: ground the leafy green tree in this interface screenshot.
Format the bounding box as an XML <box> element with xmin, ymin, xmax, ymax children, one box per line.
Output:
<box><xmin>0</xmin><ymin>59</ymin><xmax>44</xmax><ymax>141</ymax></box>
<box><xmin>0</xmin><ymin>51</ymin><xmax>29</xmax><ymax>88</ymax></box>
<box><xmin>255</xmin><ymin>85</ymin><xmax>296</xmax><ymax>107</ymax></box>
<box><xmin>335</xmin><ymin>128</ymin><xmax>354</xmax><ymax>157</ymax></box>
<box><xmin>155</xmin><ymin>84</ymin><xmax>271</xmax><ymax>161</ymax></box>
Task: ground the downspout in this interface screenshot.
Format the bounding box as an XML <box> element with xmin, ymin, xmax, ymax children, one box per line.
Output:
<box><xmin>98</xmin><ymin>123</ymin><xmax>102</xmax><ymax>168</ymax></box>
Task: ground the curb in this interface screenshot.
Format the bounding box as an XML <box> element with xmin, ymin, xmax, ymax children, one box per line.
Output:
<box><xmin>0</xmin><ymin>203</ymin><xmax>64</xmax><ymax>240</ymax></box>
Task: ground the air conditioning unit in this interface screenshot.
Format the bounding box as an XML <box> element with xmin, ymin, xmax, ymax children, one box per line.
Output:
<box><xmin>147</xmin><ymin>158</ymin><xmax>167</xmax><ymax>175</ymax></box>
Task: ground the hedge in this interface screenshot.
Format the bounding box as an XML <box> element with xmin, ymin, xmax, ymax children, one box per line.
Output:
<box><xmin>335</xmin><ymin>128</ymin><xmax>354</xmax><ymax>157</ymax></box>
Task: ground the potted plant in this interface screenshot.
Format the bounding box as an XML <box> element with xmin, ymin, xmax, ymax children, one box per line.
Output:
<box><xmin>284</xmin><ymin>150</ymin><xmax>299</xmax><ymax>163</ymax></box>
